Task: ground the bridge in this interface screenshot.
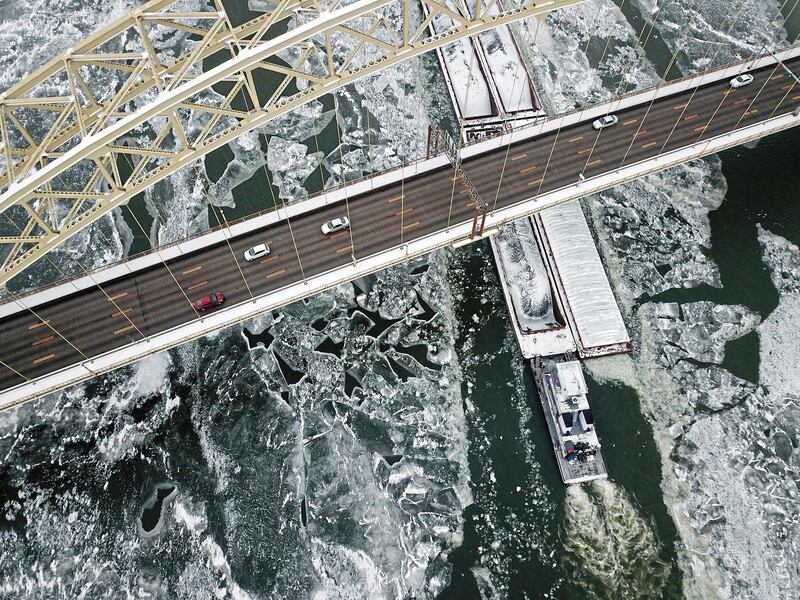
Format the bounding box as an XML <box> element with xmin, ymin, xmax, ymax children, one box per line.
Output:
<box><xmin>1</xmin><ymin>0</ymin><xmax>800</xmax><ymax>407</ymax></box>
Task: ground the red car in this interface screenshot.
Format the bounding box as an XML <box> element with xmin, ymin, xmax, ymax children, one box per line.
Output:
<box><xmin>194</xmin><ymin>292</ymin><xmax>225</xmax><ymax>311</ymax></box>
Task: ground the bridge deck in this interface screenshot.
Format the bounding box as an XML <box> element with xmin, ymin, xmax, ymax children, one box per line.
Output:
<box><xmin>1</xmin><ymin>55</ymin><xmax>799</xmax><ymax>394</ymax></box>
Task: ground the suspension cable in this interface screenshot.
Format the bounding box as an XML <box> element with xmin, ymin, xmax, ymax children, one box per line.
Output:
<box><xmin>0</xmin><ymin>357</ymin><xmax>28</xmax><ymax>382</ymax></box>
<box><xmin>657</xmin><ymin>1</ymin><xmax>755</xmax><ymax>153</ymax></box>
<box><xmin>2</xmin><ymin>285</ymin><xmax>95</xmax><ymax>375</ymax></box>
<box><xmin>493</xmin><ymin>16</ymin><xmax>542</xmax><ymax>212</ymax></box>
<box><xmin>577</xmin><ymin>0</ymin><xmax>642</xmax><ymax>176</ymax></box>
<box><xmin>2</xmin><ymin>211</ymin><xmax>146</xmax><ymax>342</ymax></box>
<box><xmin>110</xmin><ymin>144</ymin><xmax>220</xmax><ymax>315</ymax></box>
<box><xmin>446</xmin><ymin>42</ymin><xmax>478</xmax><ymax>231</ymax></box>
<box><xmin>200</xmin><ymin>170</ymin><xmax>257</xmax><ymax>302</ymax></box>
<box><xmin>733</xmin><ymin>30</ymin><xmax>800</xmax><ymax>130</ymax></box>
<box><xmin>617</xmin><ymin>0</ymin><xmax>707</xmax><ymax>167</ymax></box>
<box><xmin>614</xmin><ymin>0</ymin><xmax>665</xmax><ymax>99</ymax></box>
<box><xmin>595</xmin><ymin>0</ymin><xmax>629</xmax><ymax>78</ymax></box>
<box><xmin>696</xmin><ymin>3</ymin><xmax>800</xmax><ymax>144</ymax></box>
<box><xmin>332</xmin><ymin>93</ymin><xmax>358</xmax><ymax>264</ymax></box>
<box><xmin>241</xmin><ymin>79</ymin><xmax>308</xmax><ymax>281</ymax></box>
<box><xmin>120</xmin><ymin>199</ymin><xmax>206</xmax><ymax>316</ymax></box>
<box><xmin>581</xmin><ymin>0</ymin><xmax>605</xmax><ymax>57</ymax></box>
<box><xmin>768</xmin><ymin>32</ymin><xmax>800</xmax><ymax>116</ymax></box>
<box><xmin>401</xmin><ymin>59</ymin><xmax>410</xmax><ymax>245</ymax></box>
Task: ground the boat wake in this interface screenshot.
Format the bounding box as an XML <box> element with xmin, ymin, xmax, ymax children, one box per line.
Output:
<box><xmin>561</xmin><ymin>480</ymin><xmax>671</xmax><ymax>599</ymax></box>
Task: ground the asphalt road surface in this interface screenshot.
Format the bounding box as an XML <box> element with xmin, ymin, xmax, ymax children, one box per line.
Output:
<box><xmin>2</xmin><ymin>56</ymin><xmax>799</xmax><ymax>392</ymax></box>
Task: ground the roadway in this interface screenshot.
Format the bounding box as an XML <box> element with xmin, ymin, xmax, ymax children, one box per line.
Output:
<box><xmin>1</xmin><ymin>55</ymin><xmax>799</xmax><ymax>392</ymax></box>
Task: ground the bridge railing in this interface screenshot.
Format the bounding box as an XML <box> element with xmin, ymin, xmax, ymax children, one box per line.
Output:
<box><xmin>0</xmin><ymin>149</ymin><xmax>443</xmax><ymax>300</ymax></box>
<box><xmin>4</xmin><ymin>41</ymin><xmax>799</xmax><ymax>303</ymax></box>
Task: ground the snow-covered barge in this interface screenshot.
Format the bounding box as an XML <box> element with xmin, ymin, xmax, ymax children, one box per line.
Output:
<box><xmin>491</xmin><ymin>206</ymin><xmax>631</xmax><ymax>360</ymax></box>
<box><xmin>490</xmin><ymin>218</ymin><xmax>575</xmax><ymax>358</ymax></box>
<box><xmin>426</xmin><ymin>0</ymin><xmax>544</xmax><ymax>140</ymax></box>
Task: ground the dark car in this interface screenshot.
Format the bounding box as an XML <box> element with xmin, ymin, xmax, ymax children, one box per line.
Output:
<box><xmin>194</xmin><ymin>292</ymin><xmax>225</xmax><ymax>311</ymax></box>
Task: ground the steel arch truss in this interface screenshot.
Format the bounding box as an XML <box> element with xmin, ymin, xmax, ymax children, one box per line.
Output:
<box><xmin>0</xmin><ymin>0</ymin><xmax>582</xmax><ymax>287</ymax></box>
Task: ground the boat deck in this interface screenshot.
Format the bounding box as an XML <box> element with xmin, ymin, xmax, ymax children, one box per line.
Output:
<box><xmin>532</xmin><ymin>359</ymin><xmax>608</xmax><ymax>484</ymax></box>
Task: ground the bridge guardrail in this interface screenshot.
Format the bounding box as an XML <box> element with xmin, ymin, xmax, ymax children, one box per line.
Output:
<box><xmin>3</xmin><ymin>41</ymin><xmax>799</xmax><ymax>303</ymax></box>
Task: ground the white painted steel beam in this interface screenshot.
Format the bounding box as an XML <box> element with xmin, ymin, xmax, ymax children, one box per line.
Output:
<box><xmin>0</xmin><ymin>0</ymin><xmax>585</xmax><ymax>287</ymax></box>
<box><xmin>4</xmin><ymin>42</ymin><xmax>800</xmax><ymax>322</ymax></box>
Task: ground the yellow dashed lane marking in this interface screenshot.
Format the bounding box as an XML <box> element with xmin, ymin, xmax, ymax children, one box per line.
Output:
<box><xmin>634</xmin><ymin>130</ymin><xmax>649</xmax><ymax>137</ymax></box>
<box><xmin>329</xmin><ymin>231</ymin><xmax>349</xmax><ymax>241</ymax></box>
<box><xmin>742</xmin><ymin>108</ymin><xmax>759</xmax><ymax>117</ymax></box>
<box><xmin>771</xmin><ymin>73</ymin><xmax>785</xmax><ymax>80</ymax></box>
<box><xmin>28</xmin><ymin>320</ymin><xmax>50</xmax><ymax>330</ymax></box>
<box><xmin>527</xmin><ymin>178</ymin><xmax>544</xmax><ymax>187</ymax></box>
<box><xmin>577</xmin><ymin>148</ymin><xmax>593</xmax><ymax>155</ymax></box>
<box><xmin>792</xmin><ymin>94</ymin><xmax>800</xmax><ymax>101</ymax></box>
<box><xmin>186</xmin><ymin>280</ymin><xmax>208</xmax><ymax>291</ymax></box>
<box><xmin>567</xmin><ymin>135</ymin><xmax>584</xmax><ymax>143</ymax></box>
<box><xmin>734</xmin><ymin>98</ymin><xmax>749</xmax><ymax>105</ymax></box>
<box><xmin>106</xmin><ymin>291</ymin><xmax>128</xmax><ymax>302</ymax></box>
<box><xmin>781</xmin><ymin>83</ymin><xmax>794</xmax><ymax>90</ymax></box>
<box><xmin>693</xmin><ymin>125</ymin><xmax>708</xmax><ymax>133</ymax></box>
<box><xmin>32</xmin><ymin>335</ymin><xmax>54</xmax><ymax>347</ymax></box>
<box><xmin>403</xmin><ymin>221</ymin><xmax>421</xmax><ymax>231</ymax></box>
<box><xmin>586</xmin><ymin>159</ymin><xmax>602</xmax><ymax>167</ymax></box>
<box><xmin>336</xmin><ymin>245</ymin><xmax>353</xmax><ymax>255</ymax></box>
<box><xmin>387</xmin><ymin>195</ymin><xmax>403</xmax><ymax>203</ymax></box>
<box><xmin>111</xmin><ymin>308</ymin><xmax>132</xmax><ymax>318</ymax></box>
<box><xmin>641</xmin><ymin>141</ymin><xmax>658</xmax><ymax>149</ymax></box>
<box><xmin>519</xmin><ymin>165</ymin><xmax>537</xmax><ymax>174</ymax></box>
<box><xmin>683</xmin><ymin>113</ymin><xmax>699</xmax><ymax>121</ymax></box>
<box><xmin>259</xmin><ymin>255</ymin><xmax>280</xmax><ymax>265</ymax></box>
<box><xmin>113</xmin><ymin>324</ymin><xmax>136</xmax><ymax>336</ymax></box>
<box><xmin>623</xmin><ymin>118</ymin><xmax>638</xmax><ymax>125</ymax></box>
<box><xmin>395</xmin><ymin>208</ymin><xmax>414</xmax><ymax>216</ymax></box>
<box><xmin>182</xmin><ymin>265</ymin><xmax>202</xmax><ymax>276</ymax></box>
<box><xmin>510</xmin><ymin>153</ymin><xmax>528</xmax><ymax>161</ymax></box>
<box><xmin>267</xmin><ymin>269</ymin><xmax>286</xmax><ymax>279</ymax></box>
<box><xmin>33</xmin><ymin>353</ymin><xmax>56</xmax><ymax>365</ymax></box>
<box><xmin>673</xmin><ymin>103</ymin><xmax>688</xmax><ymax>110</ymax></box>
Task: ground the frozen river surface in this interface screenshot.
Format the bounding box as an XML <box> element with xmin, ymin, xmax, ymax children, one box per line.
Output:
<box><xmin>1</xmin><ymin>0</ymin><xmax>800</xmax><ymax>599</ymax></box>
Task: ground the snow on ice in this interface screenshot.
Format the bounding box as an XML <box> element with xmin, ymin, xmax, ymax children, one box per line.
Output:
<box><xmin>0</xmin><ymin>0</ymin><xmax>468</xmax><ymax>597</ymax></box>
<box><xmin>513</xmin><ymin>0</ymin><xmax>800</xmax><ymax>598</ymax></box>
<box><xmin>493</xmin><ymin>218</ymin><xmax>557</xmax><ymax>331</ymax></box>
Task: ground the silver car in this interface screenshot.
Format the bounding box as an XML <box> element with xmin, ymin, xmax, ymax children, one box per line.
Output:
<box><xmin>243</xmin><ymin>243</ymin><xmax>270</xmax><ymax>262</ymax></box>
<box><xmin>729</xmin><ymin>73</ymin><xmax>754</xmax><ymax>88</ymax></box>
<box><xmin>591</xmin><ymin>114</ymin><xmax>619</xmax><ymax>130</ymax></box>
<box><xmin>321</xmin><ymin>216</ymin><xmax>350</xmax><ymax>235</ymax></box>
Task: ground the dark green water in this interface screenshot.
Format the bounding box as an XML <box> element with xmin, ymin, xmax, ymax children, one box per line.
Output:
<box><xmin>437</xmin><ymin>96</ymin><xmax>800</xmax><ymax>600</ymax></box>
<box><xmin>439</xmin><ymin>242</ymin><xmax>682</xmax><ymax>599</ymax></box>
<box><xmin>649</xmin><ymin>126</ymin><xmax>800</xmax><ymax>383</ymax></box>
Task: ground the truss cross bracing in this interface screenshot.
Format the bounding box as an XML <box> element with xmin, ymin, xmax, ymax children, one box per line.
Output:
<box><xmin>0</xmin><ymin>0</ymin><xmax>584</xmax><ymax>288</ymax></box>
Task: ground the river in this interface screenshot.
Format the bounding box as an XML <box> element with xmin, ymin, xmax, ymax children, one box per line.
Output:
<box><xmin>0</xmin><ymin>0</ymin><xmax>798</xmax><ymax>598</ymax></box>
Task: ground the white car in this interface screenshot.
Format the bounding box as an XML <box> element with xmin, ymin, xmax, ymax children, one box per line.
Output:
<box><xmin>729</xmin><ymin>73</ymin><xmax>754</xmax><ymax>88</ymax></box>
<box><xmin>591</xmin><ymin>114</ymin><xmax>619</xmax><ymax>130</ymax></box>
<box><xmin>321</xmin><ymin>216</ymin><xmax>350</xmax><ymax>235</ymax></box>
<box><xmin>243</xmin><ymin>243</ymin><xmax>270</xmax><ymax>261</ymax></box>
